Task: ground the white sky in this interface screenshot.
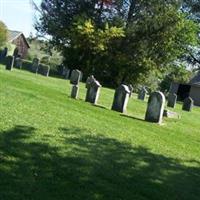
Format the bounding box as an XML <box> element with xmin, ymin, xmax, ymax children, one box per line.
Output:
<box><xmin>0</xmin><ymin>0</ymin><xmax>41</xmax><ymax>36</ymax></box>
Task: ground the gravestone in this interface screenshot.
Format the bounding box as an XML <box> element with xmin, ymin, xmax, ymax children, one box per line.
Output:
<box><xmin>31</xmin><ymin>58</ymin><xmax>40</xmax><ymax>73</ymax></box>
<box><xmin>167</xmin><ymin>93</ymin><xmax>177</xmax><ymax>108</ymax></box>
<box><xmin>14</xmin><ymin>57</ymin><xmax>23</xmax><ymax>69</ymax></box>
<box><xmin>138</xmin><ymin>87</ymin><xmax>147</xmax><ymax>100</ymax></box>
<box><xmin>62</xmin><ymin>67</ymin><xmax>70</xmax><ymax>79</ymax></box>
<box><xmin>70</xmin><ymin>69</ymin><xmax>82</xmax><ymax>99</ymax></box>
<box><xmin>86</xmin><ymin>75</ymin><xmax>95</xmax><ymax>88</ymax></box>
<box><xmin>145</xmin><ymin>91</ymin><xmax>165</xmax><ymax>124</ymax></box>
<box><xmin>70</xmin><ymin>69</ymin><xmax>82</xmax><ymax>85</ymax></box>
<box><xmin>85</xmin><ymin>79</ymin><xmax>101</xmax><ymax>104</ymax></box>
<box><xmin>0</xmin><ymin>47</ymin><xmax>8</xmax><ymax>60</ymax></box>
<box><xmin>182</xmin><ymin>97</ymin><xmax>193</xmax><ymax>112</ymax></box>
<box><xmin>112</xmin><ymin>84</ymin><xmax>130</xmax><ymax>113</ymax></box>
<box><xmin>71</xmin><ymin>85</ymin><xmax>79</xmax><ymax>99</ymax></box>
<box><xmin>5</xmin><ymin>56</ymin><xmax>15</xmax><ymax>70</ymax></box>
<box><xmin>128</xmin><ymin>84</ymin><xmax>134</xmax><ymax>97</ymax></box>
<box><xmin>38</xmin><ymin>64</ymin><xmax>50</xmax><ymax>77</ymax></box>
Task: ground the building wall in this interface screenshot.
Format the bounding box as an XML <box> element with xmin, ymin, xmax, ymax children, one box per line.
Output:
<box><xmin>12</xmin><ymin>35</ymin><xmax>29</xmax><ymax>58</ymax></box>
<box><xmin>189</xmin><ymin>86</ymin><xmax>200</xmax><ymax>106</ymax></box>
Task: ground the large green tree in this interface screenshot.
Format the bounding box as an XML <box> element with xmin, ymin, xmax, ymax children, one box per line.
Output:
<box><xmin>35</xmin><ymin>0</ymin><xmax>198</xmax><ymax>87</ymax></box>
<box><xmin>0</xmin><ymin>21</ymin><xmax>7</xmax><ymax>49</ymax></box>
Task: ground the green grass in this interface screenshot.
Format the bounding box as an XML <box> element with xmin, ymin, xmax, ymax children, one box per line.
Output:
<box><xmin>0</xmin><ymin>65</ymin><xmax>200</xmax><ymax>200</ymax></box>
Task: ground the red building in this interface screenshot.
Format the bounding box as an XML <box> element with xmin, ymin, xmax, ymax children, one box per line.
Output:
<box><xmin>8</xmin><ymin>30</ymin><xmax>30</xmax><ymax>58</ymax></box>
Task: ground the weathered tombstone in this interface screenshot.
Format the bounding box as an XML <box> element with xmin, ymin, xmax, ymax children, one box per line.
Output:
<box><xmin>112</xmin><ymin>84</ymin><xmax>130</xmax><ymax>113</ymax></box>
<box><xmin>167</xmin><ymin>93</ymin><xmax>177</xmax><ymax>108</ymax></box>
<box><xmin>128</xmin><ymin>84</ymin><xmax>134</xmax><ymax>97</ymax></box>
<box><xmin>145</xmin><ymin>91</ymin><xmax>165</xmax><ymax>124</ymax></box>
<box><xmin>85</xmin><ymin>79</ymin><xmax>101</xmax><ymax>104</ymax></box>
<box><xmin>5</xmin><ymin>56</ymin><xmax>15</xmax><ymax>71</ymax></box>
<box><xmin>182</xmin><ymin>97</ymin><xmax>193</xmax><ymax>112</ymax></box>
<box><xmin>70</xmin><ymin>69</ymin><xmax>82</xmax><ymax>85</ymax></box>
<box><xmin>38</xmin><ymin>64</ymin><xmax>50</xmax><ymax>77</ymax></box>
<box><xmin>86</xmin><ymin>75</ymin><xmax>95</xmax><ymax>88</ymax></box>
<box><xmin>71</xmin><ymin>85</ymin><xmax>79</xmax><ymax>99</ymax></box>
<box><xmin>0</xmin><ymin>47</ymin><xmax>8</xmax><ymax>60</ymax></box>
<box><xmin>14</xmin><ymin>57</ymin><xmax>23</xmax><ymax>69</ymax></box>
<box><xmin>70</xmin><ymin>69</ymin><xmax>82</xmax><ymax>99</ymax></box>
<box><xmin>62</xmin><ymin>67</ymin><xmax>70</xmax><ymax>79</ymax></box>
<box><xmin>31</xmin><ymin>58</ymin><xmax>40</xmax><ymax>73</ymax></box>
<box><xmin>138</xmin><ymin>87</ymin><xmax>147</xmax><ymax>100</ymax></box>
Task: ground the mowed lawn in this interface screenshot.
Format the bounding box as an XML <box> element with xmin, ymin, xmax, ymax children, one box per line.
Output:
<box><xmin>0</xmin><ymin>64</ymin><xmax>200</xmax><ymax>200</ymax></box>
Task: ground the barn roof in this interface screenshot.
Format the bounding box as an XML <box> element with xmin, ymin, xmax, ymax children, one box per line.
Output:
<box><xmin>189</xmin><ymin>72</ymin><xmax>200</xmax><ymax>85</ymax></box>
<box><xmin>8</xmin><ymin>30</ymin><xmax>30</xmax><ymax>48</ymax></box>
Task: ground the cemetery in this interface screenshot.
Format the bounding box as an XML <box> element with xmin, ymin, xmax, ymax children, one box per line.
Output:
<box><xmin>0</xmin><ymin>63</ymin><xmax>200</xmax><ymax>200</ymax></box>
<box><xmin>0</xmin><ymin>0</ymin><xmax>200</xmax><ymax>199</ymax></box>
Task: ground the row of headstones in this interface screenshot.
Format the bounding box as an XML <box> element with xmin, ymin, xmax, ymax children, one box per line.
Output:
<box><xmin>167</xmin><ymin>93</ymin><xmax>193</xmax><ymax>112</ymax></box>
<box><xmin>69</xmin><ymin>69</ymin><xmax>193</xmax><ymax>124</ymax></box>
<box><xmin>5</xmin><ymin>56</ymin><xmax>50</xmax><ymax>77</ymax></box>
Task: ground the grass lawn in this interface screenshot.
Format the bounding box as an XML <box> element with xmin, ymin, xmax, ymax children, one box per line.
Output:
<box><xmin>0</xmin><ymin>64</ymin><xmax>200</xmax><ymax>200</ymax></box>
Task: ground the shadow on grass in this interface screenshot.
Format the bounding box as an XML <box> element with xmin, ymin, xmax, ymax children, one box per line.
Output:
<box><xmin>120</xmin><ymin>114</ymin><xmax>145</xmax><ymax>122</ymax></box>
<box><xmin>0</xmin><ymin>125</ymin><xmax>199</xmax><ymax>200</ymax></box>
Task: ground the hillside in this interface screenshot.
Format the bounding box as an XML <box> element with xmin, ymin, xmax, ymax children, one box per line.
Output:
<box><xmin>0</xmin><ymin>65</ymin><xmax>200</xmax><ymax>200</ymax></box>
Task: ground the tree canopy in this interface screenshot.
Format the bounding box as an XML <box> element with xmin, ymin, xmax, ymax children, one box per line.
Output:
<box><xmin>0</xmin><ymin>21</ymin><xmax>7</xmax><ymax>49</ymax></box>
<box><xmin>35</xmin><ymin>0</ymin><xmax>199</xmax><ymax>88</ymax></box>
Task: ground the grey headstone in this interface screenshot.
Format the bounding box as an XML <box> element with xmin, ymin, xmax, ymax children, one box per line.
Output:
<box><xmin>38</xmin><ymin>64</ymin><xmax>50</xmax><ymax>77</ymax></box>
<box><xmin>70</xmin><ymin>69</ymin><xmax>82</xmax><ymax>85</ymax></box>
<box><xmin>138</xmin><ymin>87</ymin><xmax>147</xmax><ymax>100</ymax></box>
<box><xmin>62</xmin><ymin>67</ymin><xmax>70</xmax><ymax>79</ymax></box>
<box><xmin>32</xmin><ymin>58</ymin><xmax>40</xmax><ymax>73</ymax></box>
<box><xmin>86</xmin><ymin>75</ymin><xmax>95</xmax><ymax>88</ymax></box>
<box><xmin>145</xmin><ymin>91</ymin><xmax>165</xmax><ymax>124</ymax></box>
<box><xmin>112</xmin><ymin>84</ymin><xmax>130</xmax><ymax>113</ymax></box>
<box><xmin>85</xmin><ymin>79</ymin><xmax>101</xmax><ymax>104</ymax></box>
<box><xmin>71</xmin><ymin>85</ymin><xmax>79</xmax><ymax>99</ymax></box>
<box><xmin>0</xmin><ymin>47</ymin><xmax>8</xmax><ymax>60</ymax></box>
<box><xmin>14</xmin><ymin>57</ymin><xmax>23</xmax><ymax>69</ymax></box>
<box><xmin>5</xmin><ymin>56</ymin><xmax>15</xmax><ymax>71</ymax></box>
<box><xmin>128</xmin><ymin>84</ymin><xmax>134</xmax><ymax>97</ymax></box>
<box><xmin>167</xmin><ymin>93</ymin><xmax>177</xmax><ymax>108</ymax></box>
<box><xmin>182</xmin><ymin>97</ymin><xmax>193</xmax><ymax>112</ymax></box>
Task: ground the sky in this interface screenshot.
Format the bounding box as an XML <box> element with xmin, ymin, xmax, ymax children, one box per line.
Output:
<box><xmin>0</xmin><ymin>0</ymin><xmax>42</xmax><ymax>37</ymax></box>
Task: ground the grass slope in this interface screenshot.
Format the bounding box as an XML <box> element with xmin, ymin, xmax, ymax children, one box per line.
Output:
<box><xmin>0</xmin><ymin>65</ymin><xmax>200</xmax><ymax>200</ymax></box>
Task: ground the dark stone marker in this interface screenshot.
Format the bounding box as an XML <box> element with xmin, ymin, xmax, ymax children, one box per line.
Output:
<box><xmin>62</xmin><ymin>67</ymin><xmax>70</xmax><ymax>79</ymax></box>
<box><xmin>112</xmin><ymin>84</ymin><xmax>130</xmax><ymax>113</ymax></box>
<box><xmin>71</xmin><ymin>85</ymin><xmax>79</xmax><ymax>99</ymax></box>
<box><xmin>85</xmin><ymin>79</ymin><xmax>101</xmax><ymax>104</ymax></box>
<box><xmin>138</xmin><ymin>87</ymin><xmax>147</xmax><ymax>101</ymax></box>
<box><xmin>70</xmin><ymin>69</ymin><xmax>82</xmax><ymax>85</ymax></box>
<box><xmin>38</xmin><ymin>64</ymin><xmax>50</xmax><ymax>77</ymax></box>
<box><xmin>5</xmin><ymin>56</ymin><xmax>15</xmax><ymax>71</ymax></box>
<box><xmin>182</xmin><ymin>97</ymin><xmax>193</xmax><ymax>112</ymax></box>
<box><xmin>86</xmin><ymin>75</ymin><xmax>95</xmax><ymax>88</ymax></box>
<box><xmin>145</xmin><ymin>91</ymin><xmax>165</xmax><ymax>124</ymax></box>
<box><xmin>14</xmin><ymin>57</ymin><xmax>23</xmax><ymax>69</ymax></box>
<box><xmin>167</xmin><ymin>93</ymin><xmax>177</xmax><ymax>108</ymax></box>
<box><xmin>31</xmin><ymin>58</ymin><xmax>40</xmax><ymax>73</ymax></box>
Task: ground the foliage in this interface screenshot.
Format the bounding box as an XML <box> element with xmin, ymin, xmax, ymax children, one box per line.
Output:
<box><xmin>0</xmin><ymin>21</ymin><xmax>7</xmax><ymax>49</ymax></box>
<box><xmin>35</xmin><ymin>0</ymin><xmax>199</xmax><ymax>87</ymax></box>
<box><xmin>26</xmin><ymin>38</ymin><xmax>63</xmax><ymax>72</ymax></box>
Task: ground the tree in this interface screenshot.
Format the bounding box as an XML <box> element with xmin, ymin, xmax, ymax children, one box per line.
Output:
<box><xmin>35</xmin><ymin>0</ymin><xmax>199</xmax><ymax>87</ymax></box>
<box><xmin>159</xmin><ymin>65</ymin><xmax>192</xmax><ymax>92</ymax></box>
<box><xmin>0</xmin><ymin>21</ymin><xmax>7</xmax><ymax>49</ymax></box>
